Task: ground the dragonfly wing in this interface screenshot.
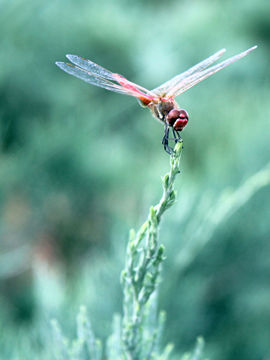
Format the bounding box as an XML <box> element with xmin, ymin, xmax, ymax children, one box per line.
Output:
<box><xmin>66</xmin><ymin>54</ymin><xmax>156</xmax><ymax>96</ymax></box>
<box><xmin>56</xmin><ymin>61</ymin><xmax>137</xmax><ymax>95</ymax></box>
<box><xmin>167</xmin><ymin>46</ymin><xmax>257</xmax><ymax>97</ymax></box>
<box><xmin>152</xmin><ymin>48</ymin><xmax>226</xmax><ymax>96</ymax></box>
<box><xmin>66</xmin><ymin>54</ymin><xmax>118</xmax><ymax>81</ymax></box>
<box><xmin>56</xmin><ymin>55</ymin><xmax>157</xmax><ymax>104</ymax></box>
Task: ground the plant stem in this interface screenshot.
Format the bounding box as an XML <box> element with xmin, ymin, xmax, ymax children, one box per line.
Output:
<box><xmin>121</xmin><ymin>141</ymin><xmax>183</xmax><ymax>360</ymax></box>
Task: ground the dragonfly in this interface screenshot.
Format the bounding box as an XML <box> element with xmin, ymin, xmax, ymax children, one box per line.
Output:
<box><xmin>56</xmin><ymin>45</ymin><xmax>257</xmax><ymax>154</ymax></box>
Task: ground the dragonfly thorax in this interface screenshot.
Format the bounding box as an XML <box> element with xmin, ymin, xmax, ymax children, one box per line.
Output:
<box><xmin>149</xmin><ymin>99</ymin><xmax>176</xmax><ymax>121</ymax></box>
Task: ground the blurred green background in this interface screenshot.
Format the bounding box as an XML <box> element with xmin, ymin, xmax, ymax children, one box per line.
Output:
<box><xmin>0</xmin><ymin>0</ymin><xmax>270</xmax><ymax>358</ymax></box>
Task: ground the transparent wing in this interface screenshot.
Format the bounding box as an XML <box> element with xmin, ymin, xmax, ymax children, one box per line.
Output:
<box><xmin>56</xmin><ymin>56</ymin><xmax>157</xmax><ymax>104</ymax></box>
<box><xmin>64</xmin><ymin>54</ymin><xmax>156</xmax><ymax>96</ymax></box>
<box><xmin>167</xmin><ymin>46</ymin><xmax>257</xmax><ymax>98</ymax></box>
<box><xmin>56</xmin><ymin>61</ymin><xmax>134</xmax><ymax>95</ymax></box>
<box><xmin>152</xmin><ymin>48</ymin><xmax>226</xmax><ymax>95</ymax></box>
<box><xmin>66</xmin><ymin>54</ymin><xmax>118</xmax><ymax>81</ymax></box>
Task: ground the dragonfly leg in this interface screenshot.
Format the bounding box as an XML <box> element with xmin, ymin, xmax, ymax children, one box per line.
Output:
<box><xmin>172</xmin><ymin>129</ymin><xmax>179</xmax><ymax>142</ymax></box>
<box><xmin>172</xmin><ymin>129</ymin><xmax>182</xmax><ymax>142</ymax></box>
<box><xmin>162</xmin><ymin>125</ymin><xmax>174</xmax><ymax>154</ymax></box>
<box><xmin>162</xmin><ymin>127</ymin><xmax>183</xmax><ymax>154</ymax></box>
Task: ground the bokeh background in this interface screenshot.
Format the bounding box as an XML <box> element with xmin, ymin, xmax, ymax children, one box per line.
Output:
<box><xmin>0</xmin><ymin>0</ymin><xmax>270</xmax><ymax>359</ymax></box>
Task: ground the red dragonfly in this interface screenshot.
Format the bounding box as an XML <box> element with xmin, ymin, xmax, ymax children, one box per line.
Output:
<box><xmin>56</xmin><ymin>46</ymin><xmax>257</xmax><ymax>154</ymax></box>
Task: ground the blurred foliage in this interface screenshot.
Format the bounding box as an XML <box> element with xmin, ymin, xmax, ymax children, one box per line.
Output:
<box><xmin>0</xmin><ymin>0</ymin><xmax>270</xmax><ymax>359</ymax></box>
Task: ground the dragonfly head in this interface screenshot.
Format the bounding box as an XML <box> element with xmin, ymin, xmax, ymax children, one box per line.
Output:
<box><xmin>167</xmin><ymin>109</ymin><xmax>189</xmax><ymax>131</ymax></box>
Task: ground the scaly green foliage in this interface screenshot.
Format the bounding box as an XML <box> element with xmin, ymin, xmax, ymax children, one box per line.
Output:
<box><xmin>51</xmin><ymin>142</ymin><xmax>183</xmax><ymax>360</ymax></box>
<box><xmin>121</xmin><ymin>141</ymin><xmax>183</xmax><ymax>359</ymax></box>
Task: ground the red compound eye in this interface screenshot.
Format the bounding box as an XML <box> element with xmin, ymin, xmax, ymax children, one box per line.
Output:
<box><xmin>173</xmin><ymin>117</ymin><xmax>188</xmax><ymax>131</ymax></box>
<box><xmin>167</xmin><ymin>109</ymin><xmax>189</xmax><ymax>130</ymax></box>
<box><xmin>173</xmin><ymin>109</ymin><xmax>189</xmax><ymax>131</ymax></box>
<box><xmin>178</xmin><ymin>109</ymin><xmax>189</xmax><ymax>119</ymax></box>
<box><xmin>167</xmin><ymin>109</ymin><xmax>181</xmax><ymax>126</ymax></box>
